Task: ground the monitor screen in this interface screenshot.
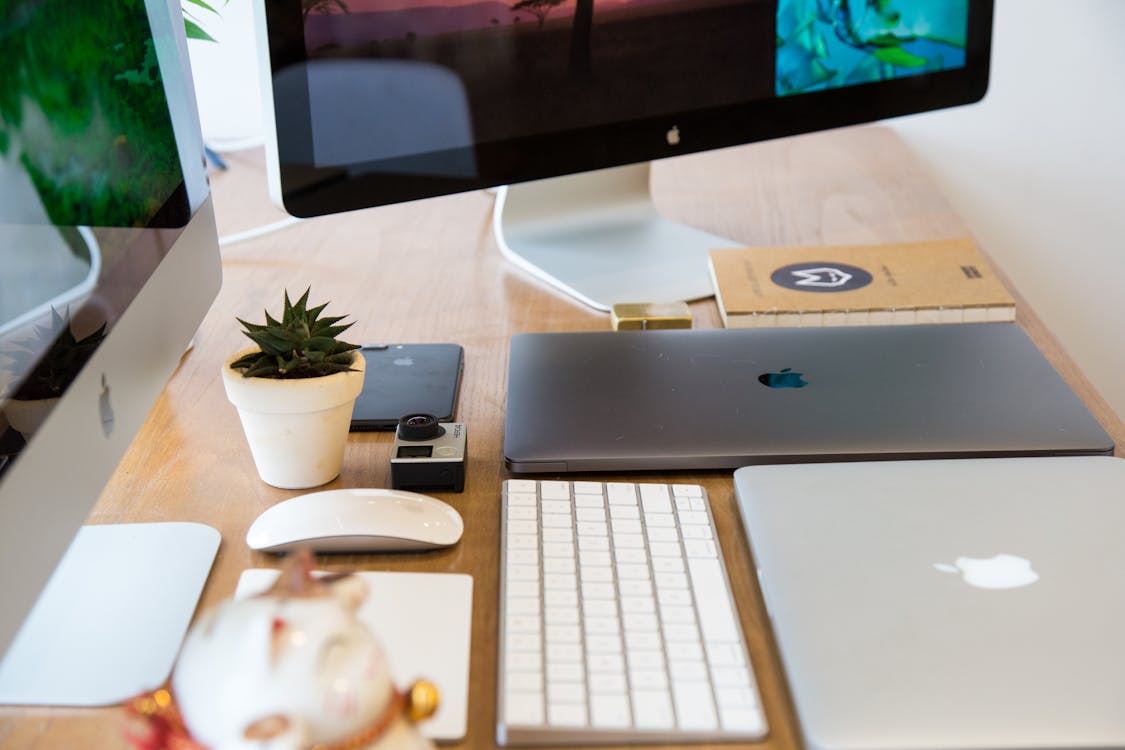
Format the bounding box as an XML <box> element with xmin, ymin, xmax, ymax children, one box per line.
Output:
<box><xmin>260</xmin><ymin>0</ymin><xmax>991</xmax><ymax>217</ymax></box>
<box><xmin>0</xmin><ymin>0</ymin><xmax>222</xmax><ymax>675</ymax></box>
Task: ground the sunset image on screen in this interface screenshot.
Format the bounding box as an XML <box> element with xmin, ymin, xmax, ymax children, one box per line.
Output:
<box><xmin>302</xmin><ymin>0</ymin><xmax>775</xmax><ymax>146</ymax></box>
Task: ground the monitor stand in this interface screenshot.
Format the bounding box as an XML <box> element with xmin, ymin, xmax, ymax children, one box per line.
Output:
<box><xmin>493</xmin><ymin>161</ymin><xmax>737</xmax><ymax>312</ymax></box>
<box><xmin>0</xmin><ymin>522</ymin><xmax>219</xmax><ymax>706</ymax></box>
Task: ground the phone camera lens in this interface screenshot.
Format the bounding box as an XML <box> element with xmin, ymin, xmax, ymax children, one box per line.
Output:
<box><xmin>397</xmin><ymin>413</ymin><xmax>445</xmax><ymax>441</ymax></box>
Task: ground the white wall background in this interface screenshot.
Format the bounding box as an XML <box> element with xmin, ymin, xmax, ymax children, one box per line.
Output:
<box><xmin>887</xmin><ymin>0</ymin><xmax>1125</xmax><ymax>421</ymax></box>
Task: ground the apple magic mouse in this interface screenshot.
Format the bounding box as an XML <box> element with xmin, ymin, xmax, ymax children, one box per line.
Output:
<box><xmin>246</xmin><ymin>488</ymin><xmax>464</xmax><ymax>553</ymax></box>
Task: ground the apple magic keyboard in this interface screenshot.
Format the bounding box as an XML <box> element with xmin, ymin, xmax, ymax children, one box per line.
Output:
<box><xmin>497</xmin><ymin>479</ymin><xmax>768</xmax><ymax>745</ymax></box>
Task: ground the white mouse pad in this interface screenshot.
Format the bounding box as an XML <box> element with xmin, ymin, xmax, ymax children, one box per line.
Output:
<box><xmin>236</xmin><ymin>569</ymin><xmax>472</xmax><ymax>743</ymax></box>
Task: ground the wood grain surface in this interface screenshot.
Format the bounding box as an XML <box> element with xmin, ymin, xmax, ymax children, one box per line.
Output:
<box><xmin>2</xmin><ymin>126</ymin><xmax>1120</xmax><ymax>750</ymax></box>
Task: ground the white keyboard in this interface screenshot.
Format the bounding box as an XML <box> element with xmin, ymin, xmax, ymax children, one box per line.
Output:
<box><xmin>497</xmin><ymin>479</ymin><xmax>768</xmax><ymax>746</ymax></box>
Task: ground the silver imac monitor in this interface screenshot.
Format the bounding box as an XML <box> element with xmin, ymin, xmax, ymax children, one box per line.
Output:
<box><xmin>0</xmin><ymin>0</ymin><xmax>222</xmax><ymax>704</ymax></box>
<box><xmin>255</xmin><ymin>0</ymin><xmax>992</xmax><ymax>309</ymax></box>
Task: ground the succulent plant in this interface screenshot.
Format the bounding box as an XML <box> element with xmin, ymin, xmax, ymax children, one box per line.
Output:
<box><xmin>232</xmin><ymin>288</ymin><xmax>360</xmax><ymax>379</ymax></box>
<box><xmin>3</xmin><ymin>308</ymin><xmax>107</xmax><ymax>401</ymax></box>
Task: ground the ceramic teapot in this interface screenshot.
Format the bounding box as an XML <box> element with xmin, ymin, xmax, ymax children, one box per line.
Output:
<box><xmin>127</xmin><ymin>550</ymin><xmax>437</xmax><ymax>750</ymax></box>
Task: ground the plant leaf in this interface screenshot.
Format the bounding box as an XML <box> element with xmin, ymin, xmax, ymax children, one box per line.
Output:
<box><xmin>184</xmin><ymin>18</ymin><xmax>215</xmax><ymax>42</ymax></box>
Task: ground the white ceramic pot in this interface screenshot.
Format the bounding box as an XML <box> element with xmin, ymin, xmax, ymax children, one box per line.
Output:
<box><xmin>221</xmin><ymin>349</ymin><xmax>365</xmax><ymax>489</ymax></box>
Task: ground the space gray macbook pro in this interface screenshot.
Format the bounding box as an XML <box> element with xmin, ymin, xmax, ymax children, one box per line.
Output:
<box><xmin>734</xmin><ymin>456</ymin><xmax>1125</xmax><ymax>750</ymax></box>
<box><xmin>503</xmin><ymin>323</ymin><xmax>1112</xmax><ymax>472</ymax></box>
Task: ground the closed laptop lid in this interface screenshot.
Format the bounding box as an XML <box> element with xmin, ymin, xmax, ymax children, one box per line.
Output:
<box><xmin>735</xmin><ymin>456</ymin><xmax>1125</xmax><ymax>750</ymax></box>
<box><xmin>504</xmin><ymin>324</ymin><xmax>1112</xmax><ymax>472</ymax></box>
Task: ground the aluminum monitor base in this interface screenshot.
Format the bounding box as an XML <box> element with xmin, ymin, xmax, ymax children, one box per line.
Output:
<box><xmin>0</xmin><ymin>522</ymin><xmax>219</xmax><ymax>706</ymax></box>
<box><xmin>493</xmin><ymin>162</ymin><xmax>736</xmax><ymax>312</ymax></box>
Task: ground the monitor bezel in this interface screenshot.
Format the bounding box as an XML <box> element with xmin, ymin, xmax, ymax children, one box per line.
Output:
<box><xmin>260</xmin><ymin>0</ymin><xmax>994</xmax><ymax>218</ymax></box>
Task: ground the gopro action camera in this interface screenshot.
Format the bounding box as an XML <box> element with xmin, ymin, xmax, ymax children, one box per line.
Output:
<box><xmin>390</xmin><ymin>414</ymin><xmax>466</xmax><ymax>493</ymax></box>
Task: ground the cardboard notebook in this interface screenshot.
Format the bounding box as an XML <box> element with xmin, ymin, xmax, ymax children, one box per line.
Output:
<box><xmin>708</xmin><ymin>238</ymin><xmax>1015</xmax><ymax>328</ymax></box>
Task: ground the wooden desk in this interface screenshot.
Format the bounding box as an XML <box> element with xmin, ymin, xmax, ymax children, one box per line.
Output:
<box><xmin>2</xmin><ymin>126</ymin><xmax>1122</xmax><ymax>750</ymax></box>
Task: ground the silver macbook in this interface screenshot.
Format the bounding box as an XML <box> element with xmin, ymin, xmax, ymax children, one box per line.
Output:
<box><xmin>734</xmin><ymin>456</ymin><xmax>1125</xmax><ymax>750</ymax></box>
<box><xmin>504</xmin><ymin>324</ymin><xmax>1112</xmax><ymax>472</ymax></box>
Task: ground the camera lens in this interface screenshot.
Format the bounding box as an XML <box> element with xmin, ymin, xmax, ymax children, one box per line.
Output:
<box><xmin>397</xmin><ymin>413</ymin><xmax>445</xmax><ymax>441</ymax></box>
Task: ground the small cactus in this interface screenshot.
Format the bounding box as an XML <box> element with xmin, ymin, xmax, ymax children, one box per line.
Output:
<box><xmin>231</xmin><ymin>288</ymin><xmax>359</xmax><ymax>379</ymax></box>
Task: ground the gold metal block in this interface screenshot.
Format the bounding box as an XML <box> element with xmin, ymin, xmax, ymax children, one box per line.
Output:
<box><xmin>611</xmin><ymin>302</ymin><xmax>693</xmax><ymax>330</ymax></box>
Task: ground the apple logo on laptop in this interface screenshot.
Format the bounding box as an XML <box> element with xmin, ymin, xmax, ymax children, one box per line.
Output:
<box><xmin>757</xmin><ymin>367</ymin><xmax>808</xmax><ymax>389</ymax></box>
<box><xmin>933</xmin><ymin>554</ymin><xmax>1039</xmax><ymax>589</ymax></box>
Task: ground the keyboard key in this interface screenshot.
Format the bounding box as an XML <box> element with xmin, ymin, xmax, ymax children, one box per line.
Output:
<box><xmin>631</xmin><ymin>690</ymin><xmax>674</xmax><ymax>730</ymax></box>
<box><xmin>547</xmin><ymin>662</ymin><xmax>585</xmax><ymax>683</ymax></box>
<box><xmin>639</xmin><ymin>484</ymin><xmax>673</xmax><ymax>513</ymax></box>
<box><xmin>680</xmin><ymin>524</ymin><xmax>713</xmax><ymax>540</ymax></box>
<box><xmin>506</xmin><ymin>598</ymin><xmax>540</xmax><ymax>615</ymax></box>
<box><xmin>583</xmin><ymin>599</ymin><xmax>617</xmax><ymax>617</ymax></box>
<box><xmin>507</xmin><ymin>549</ymin><xmax>538</xmax><ymax>565</ymax></box>
<box><xmin>573</xmin><ymin>481</ymin><xmax>603</xmax><ymax>495</ymax></box>
<box><xmin>543</xmin><ymin>541</ymin><xmax>575</xmax><ymax>558</ymax></box>
<box><xmin>671</xmin><ymin>681</ymin><xmax>718</xmax><ymax>731</ymax></box>
<box><xmin>590</xmin><ymin>694</ymin><xmax>632</xmax><ymax>728</ymax></box>
<box><xmin>548</xmin><ymin>682</ymin><xmax>586</xmax><ymax>704</ymax></box>
<box><xmin>629</xmin><ymin>668</ymin><xmax>667</xmax><ymax>689</ymax></box>
<box><xmin>677</xmin><ymin>510</ymin><xmax>709</xmax><ymax>525</ymax></box>
<box><xmin>540</xmin><ymin>481</ymin><xmax>570</xmax><ymax>499</ymax></box>
<box><xmin>684</xmin><ymin>539</ymin><xmax>718</xmax><ymax>558</ymax></box>
<box><xmin>544</xmin><ymin>557</ymin><xmax>576</xmax><ymax>574</ymax></box>
<box><xmin>546</xmin><ymin>624</ymin><xmax>580</xmax><ymax>643</ymax></box>
<box><xmin>508</xmin><ymin>506</ymin><xmax>537</xmax><ymax>521</ymax></box>
<box><xmin>544</xmin><ymin>589</ymin><xmax>578</xmax><ymax>608</ymax></box>
<box><xmin>507</xmin><ymin>615</ymin><xmax>541</xmax><ymax>633</ymax></box>
<box><xmin>719</xmin><ymin>706</ymin><xmax>766</xmax><ymax>733</ymax></box>
<box><xmin>547</xmin><ymin>703</ymin><xmax>587</xmax><ymax>726</ymax></box>
<box><xmin>505</xmin><ymin>692</ymin><xmax>544</xmax><ymax>726</ymax></box>
<box><xmin>612</xmin><ymin>533</ymin><xmax>645</xmax><ymax>550</ymax></box>
<box><xmin>509</xmin><ymin>519</ymin><xmax>539</xmax><ymax>535</ymax></box>
<box><xmin>715</xmin><ymin>686</ymin><xmax>759</xmax><ymax>709</ymax></box>
<box><xmin>687</xmin><ymin>557</ymin><xmax>741</xmax><ymax>643</ymax></box>
<box><xmin>506</xmin><ymin>652</ymin><xmax>542</xmax><ymax>671</ymax></box>
<box><xmin>588</xmin><ymin>672</ymin><xmax>627</xmax><ymax>693</ymax></box>
<box><xmin>606</xmin><ymin>483</ymin><xmax>637</xmax><ymax>505</ymax></box>
<box><xmin>508</xmin><ymin>491</ymin><xmax>537</xmax><ymax>506</ymax></box>
<box><xmin>506</xmin><ymin>479</ymin><xmax>538</xmax><ymax>494</ymax></box>
<box><xmin>610</xmin><ymin>505</ymin><xmax>641</xmax><ymax>521</ymax></box>
<box><xmin>506</xmin><ymin>671</ymin><xmax>542</xmax><ymax>691</ymax></box>
<box><xmin>645</xmin><ymin>526</ymin><xmax>678</xmax><ymax>542</ymax></box>
<box><xmin>508</xmin><ymin>533</ymin><xmax>539</xmax><ymax>549</ymax></box>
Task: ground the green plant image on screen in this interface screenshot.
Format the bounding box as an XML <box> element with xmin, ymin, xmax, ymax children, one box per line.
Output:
<box><xmin>0</xmin><ymin>0</ymin><xmax>185</xmax><ymax>227</ymax></box>
<box><xmin>776</xmin><ymin>0</ymin><xmax>968</xmax><ymax>96</ymax></box>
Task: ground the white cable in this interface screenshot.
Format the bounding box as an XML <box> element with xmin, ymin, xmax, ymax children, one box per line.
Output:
<box><xmin>204</xmin><ymin>135</ymin><xmax>266</xmax><ymax>153</ymax></box>
<box><xmin>219</xmin><ymin>216</ymin><xmax>303</xmax><ymax>247</ymax></box>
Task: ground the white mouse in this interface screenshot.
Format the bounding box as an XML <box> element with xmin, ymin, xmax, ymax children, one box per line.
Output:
<box><xmin>246</xmin><ymin>488</ymin><xmax>464</xmax><ymax>553</ymax></box>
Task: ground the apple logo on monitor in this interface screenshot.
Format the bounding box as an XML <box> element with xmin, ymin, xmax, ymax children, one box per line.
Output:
<box><xmin>99</xmin><ymin>373</ymin><xmax>115</xmax><ymax>437</ymax></box>
<box><xmin>666</xmin><ymin>126</ymin><xmax>681</xmax><ymax>146</ymax></box>
<box><xmin>757</xmin><ymin>367</ymin><xmax>808</xmax><ymax>389</ymax></box>
<box><xmin>933</xmin><ymin>554</ymin><xmax>1040</xmax><ymax>590</ymax></box>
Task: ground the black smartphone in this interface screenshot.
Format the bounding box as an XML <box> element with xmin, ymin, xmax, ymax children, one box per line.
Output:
<box><xmin>349</xmin><ymin>344</ymin><xmax>464</xmax><ymax>431</ymax></box>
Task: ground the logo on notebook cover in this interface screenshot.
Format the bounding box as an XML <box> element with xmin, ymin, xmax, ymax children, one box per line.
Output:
<box><xmin>771</xmin><ymin>262</ymin><xmax>873</xmax><ymax>292</ymax></box>
<box><xmin>757</xmin><ymin>368</ymin><xmax>808</xmax><ymax>389</ymax></box>
<box><xmin>933</xmin><ymin>554</ymin><xmax>1039</xmax><ymax>590</ymax></box>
